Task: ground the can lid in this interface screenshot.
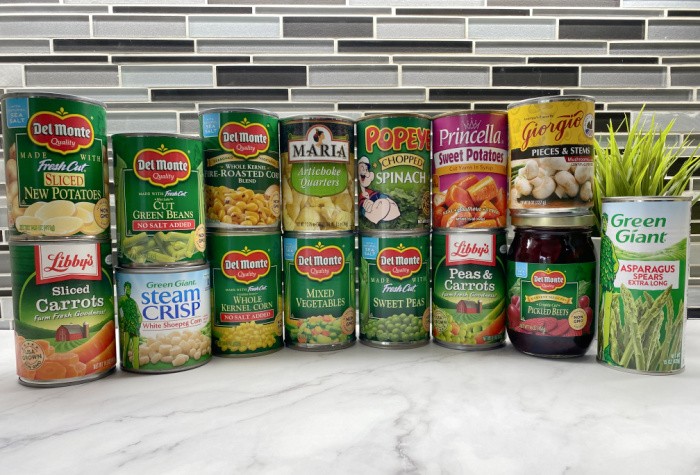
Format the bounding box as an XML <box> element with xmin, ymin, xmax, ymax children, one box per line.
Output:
<box><xmin>198</xmin><ymin>107</ymin><xmax>279</xmax><ymax>118</ymax></box>
<box><xmin>603</xmin><ymin>195</ymin><xmax>692</xmax><ymax>203</ymax></box>
<box><xmin>281</xmin><ymin>114</ymin><xmax>354</xmax><ymax>124</ymax></box>
<box><xmin>510</xmin><ymin>210</ymin><xmax>596</xmax><ymax>227</ymax></box>
<box><xmin>357</xmin><ymin>112</ymin><xmax>431</xmax><ymax>122</ymax></box>
<box><xmin>432</xmin><ymin>109</ymin><xmax>507</xmax><ymax>119</ymax></box>
<box><xmin>507</xmin><ymin>94</ymin><xmax>596</xmax><ymax>111</ymax></box>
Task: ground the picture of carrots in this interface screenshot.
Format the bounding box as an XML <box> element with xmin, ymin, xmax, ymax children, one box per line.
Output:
<box><xmin>474</xmin><ymin>312</ymin><xmax>506</xmax><ymax>344</ymax></box>
<box><xmin>71</xmin><ymin>320</ymin><xmax>116</xmax><ymax>364</ymax></box>
<box><xmin>433</xmin><ymin>173</ymin><xmax>508</xmax><ymax>229</ymax></box>
<box><xmin>85</xmin><ymin>340</ymin><xmax>117</xmax><ymax>374</ymax></box>
<box><xmin>35</xmin><ymin>361</ymin><xmax>67</xmax><ymax>381</ymax></box>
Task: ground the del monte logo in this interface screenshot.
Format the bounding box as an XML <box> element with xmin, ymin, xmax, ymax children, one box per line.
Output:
<box><xmin>377</xmin><ymin>244</ymin><xmax>422</xmax><ymax>280</ymax></box>
<box><xmin>295</xmin><ymin>242</ymin><xmax>345</xmax><ymax>282</ymax></box>
<box><xmin>134</xmin><ymin>144</ymin><xmax>191</xmax><ymax>188</ymax></box>
<box><xmin>28</xmin><ymin>107</ymin><xmax>94</xmax><ymax>155</ymax></box>
<box><xmin>531</xmin><ymin>269</ymin><xmax>566</xmax><ymax>292</ymax></box>
<box><xmin>222</xmin><ymin>247</ymin><xmax>270</xmax><ymax>284</ymax></box>
<box><xmin>219</xmin><ymin>117</ymin><xmax>270</xmax><ymax>159</ymax></box>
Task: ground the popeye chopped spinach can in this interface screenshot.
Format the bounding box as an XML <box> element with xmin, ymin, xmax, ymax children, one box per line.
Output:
<box><xmin>112</xmin><ymin>133</ymin><xmax>206</xmax><ymax>267</ymax></box>
<box><xmin>356</xmin><ymin>113</ymin><xmax>431</xmax><ymax>231</ymax></box>
<box><xmin>432</xmin><ymin>229</ymin><xmax>507</xmax><ymax>350</ymax></box>
<box><xmin>283</xmin><ymin>232</ymin><xmax>356</xmax><ymax>350</ymax></box>
<box><xmin>2</xmin><ymin>93</ymin><xmax>110</xmax><ymax>240</ymax></box>
<box><xmin>115</xmin><ymin>265</ymin><xmax>212</xmax><ymax>373</ymax></box>
<box><xmin>10</xmin><ymin>239</ymin><xmax>116</xmax><ymax>387</ymax></box>
<box><xmin>359</xmin><ymin>232</ymin><xmax>430</xmax><ymax>348</ymax></box>
<box><xmin>280</xmin><ymin>116</ymin><xmax>355</xmax><ymax>232</ymax></box>
<box><xmin>200</xmin><ymin>108</ymin><xmax>281</xmax><ymax>229</ymax></box>
<box><xmin>208</xmin><ymin>232</ymin><xmax>283</xmax><ymax>357</ymax></box>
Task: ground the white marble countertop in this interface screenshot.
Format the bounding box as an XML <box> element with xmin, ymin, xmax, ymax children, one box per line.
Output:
<box><xmin>1</xmin><ymin>325</ymin><xmax>699</xmax><ymax>475</ymax></box>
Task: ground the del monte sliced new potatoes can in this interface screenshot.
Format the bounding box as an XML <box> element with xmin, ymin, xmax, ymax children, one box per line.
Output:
<box><xmin>2</xmin><ymin>93</ymin><xmax>110</xmax><ymax>239</ymax></box>
<box><xmin>598</xmin><ymin>197</ymin><xmax>690</xmax><ymax>375</ymax></box>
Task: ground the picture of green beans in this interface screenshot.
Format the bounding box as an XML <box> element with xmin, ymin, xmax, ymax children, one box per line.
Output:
<box><xmin>123</xmin><ymin>230</ymin><xmax>202</xmax><ymax>264</ymax></box>
<box><xmin>604</xmin><ymin>284</ymin><xmax>684</xmax><ymax>373</ymax></box>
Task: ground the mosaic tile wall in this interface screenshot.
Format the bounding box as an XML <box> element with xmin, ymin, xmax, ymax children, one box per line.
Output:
<box><xmin>0</xmin><ymin>0</ymin><xmax>699</xmax><ymax>326</ymax></box>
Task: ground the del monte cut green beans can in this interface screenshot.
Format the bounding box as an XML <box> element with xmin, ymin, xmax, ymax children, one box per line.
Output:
<box><xmin>357</xmin><ymin>113</ymin><xmax>431</xmax><ymax>231</ymax></box>
<box><xmin>2</xmin><ymin>93</ymin><xmax>110</xmax><ymax>239</ymax></box>
<box><xmin>359</xmin><ymin>232</ymin><xmax>430</xmax><ymax>348</ymax></box>
<box><xmin>113</xmin><ymin>134</ymin><xmax>206</xmax><ymax>267</ymax></box>
<box><xmin>598</xmin><ymin>197</ymin><xmax>690</xmax><ymax>375</ymax></box>
<box><xmin>284</xmin><ymin>232</ymin><xmax>356</xmax><ymax>350</ymax></box>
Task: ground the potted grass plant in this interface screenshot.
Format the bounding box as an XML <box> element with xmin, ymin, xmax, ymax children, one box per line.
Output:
<box><xmin>593</xmin><ymin>110</ymin><xmax>700</xmax><ymax>374</ymax></box>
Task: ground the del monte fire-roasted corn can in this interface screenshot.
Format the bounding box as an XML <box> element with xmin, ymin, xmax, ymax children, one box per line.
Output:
<box><xmin>113</xmin><ymin>133</ymin><xmax>206</xmax><ymax>267</ymax></box>
<box><xmin>2</xmin><ymin>93</ymin><xmax>110</xmax><ymax>239</ymax></box>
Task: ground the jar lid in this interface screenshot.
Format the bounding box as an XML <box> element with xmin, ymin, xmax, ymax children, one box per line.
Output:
<box><xmin>510</xmin><ymin>210</ymin><xmax>596</xmax><ymax>228</ymax></box>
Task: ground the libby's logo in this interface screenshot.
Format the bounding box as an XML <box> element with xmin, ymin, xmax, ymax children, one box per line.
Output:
<box><xmin>134</xmin><ymin>144</ymin><xmax>191</xmax><ymax>188</ymax></box>
<box><xmin>295</xmin><ymin>243</ymin><xmax>345</xmax><ymax>282</ymax></box>
<box><xmin>446</xmin><ymin>234</ymin><xmax>495</xmax><ymax>266</ymax></box>
<box><xmin>28</xmin><ymin>108</ymin><xmax>94</xmax><ymax>155</ymax></box>
<box><xmin>377</xmin><ymin>245</ymin><xmax>422</xmax><ymax>280</ymax></box>
<box><xmin>364</xmin><ymin>125</ymin><xmax>430</xmax><ymax>154</ymax></box>
<box><xmin>520</xmin><ymin>110</ymin><xmax>584</xmax><ymax>151</ymax></box>
<box><xmin>531</xmin><ymin>269</ymin><xmax>566</xmax><ymax>292</ymax></box>
<box><xmin>35</xmin><ymin>243</ymin><xmax>102</xmax><ymax>284</ymax></box>
<box><xmin>288</xmin><ymin>125</ymin><xmax>348</xmax><ymax>162</ymax></box>
<box><xmin>219</xmin><ymin>118</ymin><xmax>270</xmax><ymax>159</ymax></box>
<box><xmin>221</xmin><ymin>248</ymin><xmax>270</xmax><ymax>285</ymax></box>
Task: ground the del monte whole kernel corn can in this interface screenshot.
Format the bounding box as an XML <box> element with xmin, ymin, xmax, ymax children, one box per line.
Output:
<box><xmin>2</xmin><ymin>93</ymin><xmax>110</xmax><ymax>239</ymax></box>
<box><xmin>113</xmin><ymin>134</ymin><xmax>206</xmax><ymax>266</ymax></box>
<box><xmin>507</xmin><ymin>96</ymin><xmax>595</xmax><ymax>212</ymax></box>
<box><xmin>357</xmin><ymin>113</ymin><xmax>431</xmax><ymax>231</ymax></box>
<box><xmin>598</xmin><ymin>197</ymin><xmax>690</xmax><ymax>375</ymax></box>
<box><xmin>200</xmin><ymin>108</ymin><xmax>281</xmax><ymax>229</ymax></box>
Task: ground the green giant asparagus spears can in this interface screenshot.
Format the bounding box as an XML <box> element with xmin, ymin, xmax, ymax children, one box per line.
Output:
<box><xmin>598</xmin><ymin>197</ymin><xmax>690</xmax><ymax>375</ymax></box>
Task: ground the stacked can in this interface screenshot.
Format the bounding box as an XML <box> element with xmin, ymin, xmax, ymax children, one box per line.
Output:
<box><xmin>199</xmin><ymin>108</ymin><xmax>283</xmax><ymax>357</ymax></box>
<box><xmin>3</xmin><ymin>92</ymin><xmax>117</xmax><ymax>386</ymax></box>
<box><xmin>280</xmin><ymin>115</ymin><xmax>356</xmax><ymax>351</ymax></box>
<box><xmin>356</xmin><ymin>114</ymin><xmax>431</xmax><ymax>348</ymax></box>
<box><xmin>505</xmin><ymin>95</ymin><xmax>597</xmax><ymax>358</ymax></box>
<box><xmin>431</xmin><ymin>111</ymin><xmax>509</xmax><ymax>350</ymax></box>
<box><xmin>112</xmin><ymin>133</ymin><xmax>211</xmax><ymax>372</ymax></box>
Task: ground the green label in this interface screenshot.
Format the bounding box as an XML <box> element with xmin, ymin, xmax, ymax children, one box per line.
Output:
<box><xmin>598</xmin><ymin>201</ymin><xmax>688</xmax><ymax>373</ymax></box>
<box><xmin>432</xmin><ymin>231</ymin><xmax>507</xmax><ymax>346</ymax></box>
<box><xmin>283</xmin><ymin>234</ymin><xmax>356</xmax><ymax>346</ymax></box>
<box><xmin>280</xmin><ymin>118</ymin><xmax>355</xmax><ymax>232</ymax></box>
<box><xmin>357</xmin><ymin>116</ymin><xmax>431</xmax><ymax>231</ymax></box>
<box><xmin>115</xmin><ymin>268</ymin><xmax>211</xmax><ymax>372</ymax></box>
<box><xmin>507</xmin><ymin>261</ymin><xmax>595</xmax><ymax>338</ymax></box>
<box><xmin>200</xmin><ymin>110</ymin><xmax>281</xmax><ymax>229</ymax></box>
<box><xmin>3</xmin><ymin>95</ymin><xmax>109</xmax><ymax>238</ymax></box>
<box><xmin>359</xmin><ymin>234</ymin><xmax>429</xmax><ymax>343</ymax></box>
<box><xmin>208</xmin><ymin>233</ymin><xmax>283</xmax><ymax>355</ymax></box>
<box><xmin>113</xmin><ymin>134</ymin><xmax>206</xmax><ymax>266</ymax></box>
<box><xmin>11</xmin><ymin>241</ymin><xmax>116</xmax><ymax>382</ymax></box>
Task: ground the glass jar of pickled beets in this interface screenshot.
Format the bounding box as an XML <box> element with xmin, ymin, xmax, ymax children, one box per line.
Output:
<box><xmin>507</xmin><ymin>211</ymin><xmax>596</xmax><ymax>357</ymax></box>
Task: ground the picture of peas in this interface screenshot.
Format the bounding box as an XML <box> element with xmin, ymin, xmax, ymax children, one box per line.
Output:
<box><xmin>361</xmin><ymin>313</ymin><xmax>428</xmax><ymax>344</ymax></box>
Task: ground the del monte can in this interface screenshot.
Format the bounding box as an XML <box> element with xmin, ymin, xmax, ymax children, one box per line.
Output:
<box><xmin>2</xmin><ymin>93</ymin><xmax>110</xmax><ymax>239</ymax></box>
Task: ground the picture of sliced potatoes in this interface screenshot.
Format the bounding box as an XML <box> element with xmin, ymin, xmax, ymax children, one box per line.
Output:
<box><xmin>13</xmin><ymin>199</ymin><xmax>109</xmax><ymax>237</ymax></box>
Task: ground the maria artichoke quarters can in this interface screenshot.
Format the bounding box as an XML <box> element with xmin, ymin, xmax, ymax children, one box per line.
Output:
<box><xmin>2</xmin><ymin>93</ymin><xmax>110</xmax><ymax>240</ymax></box>
<box><xmin>598</xmin><ymin>197</ymin><xmax>690</xmax><ymax>375</ymax></box>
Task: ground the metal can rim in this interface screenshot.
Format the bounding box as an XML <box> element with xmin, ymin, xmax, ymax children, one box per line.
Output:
<box><xmin>1</xmin><ymin>91</ymin><xmax>107</xmax><ymax>109</ymax></box>
<box><xmin>432</xmin><ymin>227</ymin><xmax>507</xmax><ymax>235</ymax></box>
<box><xmin>207</xmin><ymin>229</ymin><xmax>281</xmax><ymax>237</ymax></box>
<box><xmin>357</xmin><ymin>112</ymin><xmax>431</xmax><ymax>122</ymax></box>
<box><xmin>602</xmin><ymin>195</ymin><xmax>692</xmax><ymax>203</ymax></box>
<box><xmin>432</xmin><ymin>110</ymin><xmax>507</xmax><ymax>120</ymax></box>
<box><xmin>115</xmin><ymin>263</ymin><xmax>210</xmax><ymax>274</ymax></box>
<box><xmin>510</xmin><ymin>211</ymin><xmax>596</xmax><ymax>228</ymax></box>
<box><xmin>198</xmin><ymin>107</ymin><xmax>279</xmax><ymax>118</ymax></box>
<box><xmin>9</xmin><ymin>237</ymin><xmax>112</xmax><ymax>246</ymax></box>
<box><xmin>111</xmin><ymin>132</ymin><xmax>201</xmax><ymax>141</ymax></box>
<box><xmin>283</xmin><ymin>230</ymin><xmax>355</xmax><ymax>239</ymax></box>
<box><xmin>507</xmin><ymin>94</ymin><xmax>596</xmax><ymax>111</ymax></box>
<box><xmin>280</xmin><ymin>114</ymin><xmax>354</xmax><ymax>124</ymax></box>
<box><xmin>359</xmin><ymin>229</ymin><xmax>429</xmax><ymax>237</ymax></box>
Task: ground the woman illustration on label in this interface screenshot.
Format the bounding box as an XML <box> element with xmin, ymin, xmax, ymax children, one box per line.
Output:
<box><xmin>358</xmin><ymin>156</ymin><xmax>400</xmax><ymax>224</ymax></box>
<box><xmin>312</xmin><ymin>128</ymin><xmax>326</xmax><ymax>149</ymax></box>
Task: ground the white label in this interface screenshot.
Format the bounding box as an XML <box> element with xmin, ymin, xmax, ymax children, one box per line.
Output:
<box><xmin>288</xmin><ymin>124</ymin><xmax>349</xmax><ymax>163</ymax></box>
<box><xmin>446</xmin><ymin>233</ymin><xmax>495</xmax><ymax>266</ymax></box>
<box><xmin>614</xmin><ymin>259</ymin><xmax>680</xmax><ymax>291</ymax></box>
<box><xmin>35</xmin><ymin>242</ymin><xmax>101</xmax><ymax>284</ymax></box>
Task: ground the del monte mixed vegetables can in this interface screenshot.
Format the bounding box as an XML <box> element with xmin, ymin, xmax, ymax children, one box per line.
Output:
<box><xmin>598</xmin><ymin>197</ymin><xmax>690</xmax><ymax>374</ymax></box>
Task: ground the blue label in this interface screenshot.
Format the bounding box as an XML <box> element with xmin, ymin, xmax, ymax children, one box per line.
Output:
<box><xmin>515</xmin><ymin>261</ymin><xmax>528</xmax><ymax>278</ymax></box>
<box><xmin>201</xmin><ymin>113</ymin><xmax>220</xmax><ymax>138</ymax></box>
<box><xmin>283</xmin><ymin>238</ymin><xmax>297</xmax><ymax>260</ymax></box>
<box><xmin>361</xmin><ymin>237</ymin><xmax>379</xmax><ymax>260</ymax></box>
<box><xmin>5</xmin><ymin>97</ymin><xmax>30</xmax><ymax>128</ymax></box>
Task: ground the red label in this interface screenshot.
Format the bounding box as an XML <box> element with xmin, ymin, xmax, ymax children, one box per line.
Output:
<box><xmin>222</xmin><ymin>250</ymin><xmax>270</xmax><ymax>284</ymax></box>
<box><xmin>28</xmin><ymin>111</ymin><xmax>94</xmax><ymax>155</ymax></box>
<box><xmin>220</xmin><ymin>309</ymin><xmax>274</xmax><ymax>323</ymax></box>
<box><xmin>531</xmin><ymin>269</ymin><xmax>566</xmax><ymax>292</ymax></box>
<box><xmin>219</xmin><ymin>121</ymin><xmax>270</xmax><ymax>159</ymax></box>
<box><xmin>295</xmin><ymin>245</ymin><xmax>345</xmax><ymax>282</ymax></box>
<box><xmin>134</xmin><ymin>147</ymin><xmax>191</xmax><ymax>188</ymax></box>
<box><xmin>377</xmin><ymin>246</ymin><xmax>422</xmax><ymax>280</ymax></box>
<box><xmin>132</xmin><ymin>220</ymin><xmax>195</xmax><ymax>232</ymax></box>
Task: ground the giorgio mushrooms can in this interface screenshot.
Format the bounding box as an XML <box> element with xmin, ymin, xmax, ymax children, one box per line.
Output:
<box><xmin>112</xmin><ymin>133</ymin><xmax>206</xmax><ymax>267</ymax></box>
<box><xmin>507</xmin><ymin>95</ymin><xmax>595</xmax><ymax>212</ymax></box>
<box><xmin>200</xmin><ymin>108</ymin><xmax>281</xmax><ymax>229</ymax></box>
<box><xmin>2</xmin><ymin>93</ymin><xmax>110</xmax><ymax>239</ymax></box>
<box><xmin>280</xmin><ymin>116</ymin><xmax>355</xmax><ymax>232</ymax></box>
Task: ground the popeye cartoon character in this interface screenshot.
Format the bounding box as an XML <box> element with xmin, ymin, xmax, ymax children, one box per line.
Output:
<box><xmin>358</xmin><ymin>156</ymin><xmax>400</xmax><ymax>224</ymax></box>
